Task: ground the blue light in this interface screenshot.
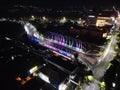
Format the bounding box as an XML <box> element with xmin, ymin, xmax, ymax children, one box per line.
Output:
<box><xmin>28</xmin><ymin>35</ymin><xmax>40</xmax><ymax>44</ymax></box>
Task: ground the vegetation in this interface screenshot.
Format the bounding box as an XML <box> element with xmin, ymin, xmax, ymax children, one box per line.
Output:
<box><xmin>100</xmin><ymin>81</ymin><xmax>106</xmax><ymax>90</ymax></box>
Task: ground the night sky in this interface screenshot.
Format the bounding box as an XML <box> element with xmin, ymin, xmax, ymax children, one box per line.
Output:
<box><xmin>0</xmin><ymin>0</ymin><xmax>120</xmax><ymax>8</ymax></box>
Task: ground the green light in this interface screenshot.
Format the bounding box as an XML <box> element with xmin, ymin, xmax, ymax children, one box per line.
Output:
<box><xmin>115</xmin><ymin>44</ymin><xmax>119</xmax><ymax>50</ymax></box>
<box><xmin>100</xmin><ymin>81</ymin><xmax>106</xmax><ymax>90</ymax></box>
<box><xmin>107</xmin><ymin>63</ymin><xmax>113</xmax><ymax>69</ymax></box>
<box><xmin>87</xmin><ymin>75</ymin><xmax>94</xmax><ymax>81</ymax></box>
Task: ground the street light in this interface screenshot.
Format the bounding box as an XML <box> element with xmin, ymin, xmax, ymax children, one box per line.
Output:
<box><xmin>112</xmin><ymin>82</ymin><xmax>116</xmax><ymax>87</ymax></box>
<box><xmin>29</xmin><ymin>66</ymin><xmax>38</xmax><ymax>74</ymax></box>
<box><xmin>31</xmin><ymin>15</ymin><xmax>35</xmax><ymax>20</ymax></box>
<box><xmin>42</xmin><ymin>16</ymin><xmax>46</xmax><ymax>20</ymax></box>
<box><xmin>77</xmin><ymin>18</ymin><xmax>82</xmax><ymax>24</ymax></box>
<box><xmin>58</xmin><ymin>83</ymin><xmax>67</xmax><ymax>90</ymax></box>
<box><xmin>60</xmin><ymin>17</ymin><xmax>67</xmax><ymax>23</ymax></box>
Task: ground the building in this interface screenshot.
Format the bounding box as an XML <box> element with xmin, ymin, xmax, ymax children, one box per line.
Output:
<box><xmin>86</xmin><ymin>10</ymin><xmax>117</xmax><ymax>27</ymax></box>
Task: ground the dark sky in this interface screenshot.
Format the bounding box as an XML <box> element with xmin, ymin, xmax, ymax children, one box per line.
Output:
<box><xmin>0</xmin><ymin>0</ymin><xmax>120</xmax><ymax>8</ymax></box>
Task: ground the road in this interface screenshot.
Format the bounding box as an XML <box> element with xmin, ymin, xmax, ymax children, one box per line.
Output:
<box><xmin>93</xmin><ymin>34</ymin><xmax>117</xmax><ymax>80</ymax></box>
<box><xmin>23</xmin><ymin>21</ymin><xmax>118</xmax><ymax>90</ymax></box>
<box><xmin>82</xmin><ymin>28</ymin><xmax>119</xmax><ymax>90</ymax></box>
<box><xmin>82</xmin><ymin>80</ymin><xmax>100</xmax><ymax>90</ymax></box>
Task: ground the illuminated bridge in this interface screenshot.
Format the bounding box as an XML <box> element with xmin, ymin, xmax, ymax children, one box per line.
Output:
<box><xmin>23</xmin><ymin>22</ymin><xmax>102</xmax><ymax>65</ymax></box>
<box><xmin>44</xmin><ymin>31</ymin><xmax>101</xmax><ymax>54</ymax></box>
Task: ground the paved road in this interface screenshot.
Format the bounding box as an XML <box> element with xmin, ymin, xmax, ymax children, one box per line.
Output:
<box><xmin>24</xmin><ymin>22</ymin><xmax>119</xmax><ymax>90</ymax></box>
<box><xmin>93</xmin><ymin>34</ymin><xmax>117</xmax><ymax>80</ymax></box>
<box><xmin>82</xmin><ymin>32</ymin><xmax>118</xmax><ymax>90</ymax></box>
<box><xmin>82</xmin><ymin>80</ymin><xmax>100</xmax><ymax>90</ymax></box>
